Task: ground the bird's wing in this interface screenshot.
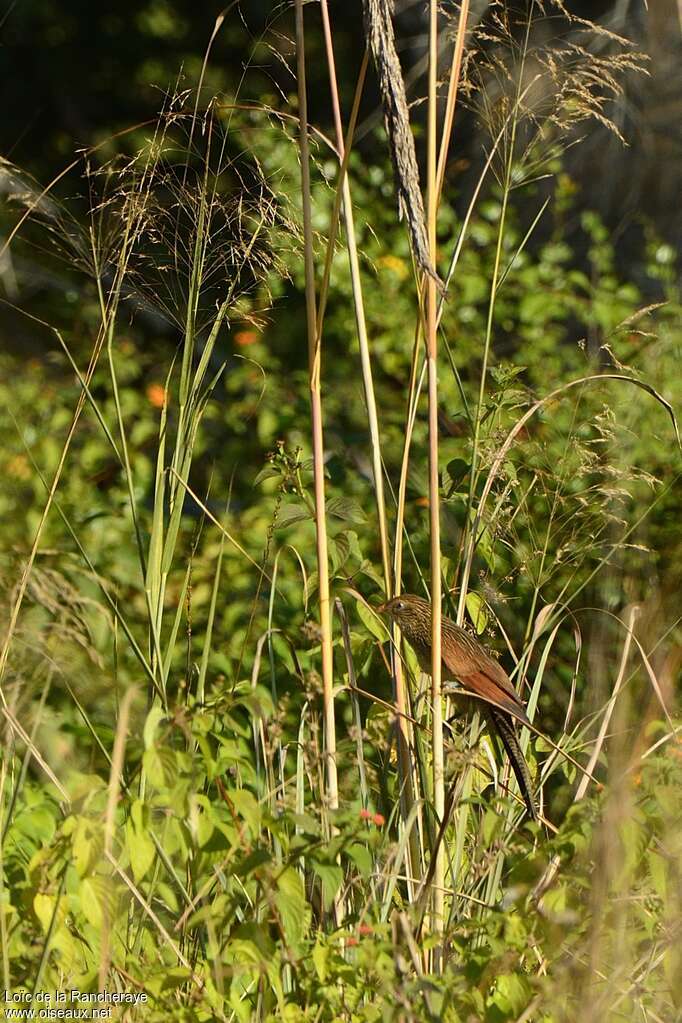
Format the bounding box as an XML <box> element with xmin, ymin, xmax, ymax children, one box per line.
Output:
<box><xmin>442</xmin><ymin>621</ymin><xmax>528</xmax><ymax>721</ymax></box>
<box><xmin>450</xmin><ymin>669</ymin><xmax>530</xmax><ymax>726</ymax></box>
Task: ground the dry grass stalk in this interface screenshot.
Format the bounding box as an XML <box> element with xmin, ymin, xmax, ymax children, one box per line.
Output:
<box><xmin>294</xmin><ymin>0</ymin><xmax>340</xmax><ymax>848</ymax></box>
<box><xmin>426</xmin><ymin>0</ymin><xmax>445</xmax><ymax>961</ymax></box>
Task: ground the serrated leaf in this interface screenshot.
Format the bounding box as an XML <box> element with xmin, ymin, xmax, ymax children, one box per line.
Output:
<box><xmin>329</xmin><ymin>531</ymin><xmax>351</xmax><ymax>574</ymax></box>
<box><xmin>275</xmin><ymin>867</ymin><xmax>310</xmax><ymax>952</ymax></box>
<box><xmin>326</xmin><ymin>496</ymin><xmax>367</xmax><ymax>524</ymax></box>
<box><xmin>143</xmin><ymin>746</ymin><xmax>177</xmax><ymax>789</ymax></box>
<box><xmin>276</xmin><ymin>503</ymin><xmax>313</xmax><ymax>529</ymax></box>
<box><xmin>359</xmin><ymin>559</ymin><xmax>384</xmax><ymax>587</ymax></box>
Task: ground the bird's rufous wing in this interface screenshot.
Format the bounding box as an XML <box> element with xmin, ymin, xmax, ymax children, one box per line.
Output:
<box><xmin>441</xmin><ymin>624</ymin><xmax>529</xmax><ymax>725</ymax></box>
<box><xmin>453</xmin><ymin>669</ymin><xmax>530</xmax><ymax>726</ymax></box>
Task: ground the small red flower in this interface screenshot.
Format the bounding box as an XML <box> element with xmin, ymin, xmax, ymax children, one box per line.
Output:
<box><xmin>358</xmin><ymin>923</ymin><xmax>373</xmax><ymax>937</ymax></box>
<box><xmin>346</xmin><ymin>937</ymin><xmax>359</xmax><ymax>947</ymax></box>
<box><xmin>235</xmin><ymin>329</ymin><xmax>259</xmax><ymax>347</ymax></box>
<box><xmin>372</xmin><ymin>813</ymin><xmax>385</xmax><ymax>827</ymax></box>
<box><xmin>359</xmin><ymin>808</ymin><xmax>373</xmax><ymax>821</ymax></box>
<box><xmin>146</xmin><ymin>383</ymin><xmax>166</xmax><ymax>408</ymax></box>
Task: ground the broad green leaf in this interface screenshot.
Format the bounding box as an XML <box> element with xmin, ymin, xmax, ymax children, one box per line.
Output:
<box><xmin>275</xmin><ymin>867</ymin><xmax>310</xmax><ymax>952</ymax></box>
<box><xmin>276</xmin><ymin>503</ymin><xmax>313</xmax><ymax>529</ymax></box>
<box><xmin>227</xmin><ymin>788</ymin><xmax>261</xmax><ymax>838</ymax></box>
<box><xmin>326</xmin><ymin>496</ymin><xmax>367</xmax><ymax>524</ymax></box>
<box><xmin>33</xmin><ymin>892</ymin><xmax>67</xmax><ymax>935</ymax></box>
<box><xmin>445</xmin><ymin>458</ymin><xmax>470</xmax><ymax>496</ymax></box>
<box><xmin>355</xmin><ymin>598</ymin><xmax>386</xmax><ymax>642</ymax></box>
<box><xmin>253</xmin><ymin>464</ymin><xmax>281</xmax><ymax>486</ymax></box>
<box><xmin>466</xmin><ymin>591</ymin><xmax>489</xmax><ymax>634</ymax></box>
<box><xmin>126</xmin><ymin>800</ymin><xmax>156</xmax><ymax>883</ymax></box>
<box><xmin>143</xmin><ymin>704</ymin><xmax>166</xmax><ymax>750</ymax></box>
<box><xmin>347</xmin><ymin>842</ymin><xmax>373</xmax><ymax>877</ymax></box>
<box><xmin>311</xmin><ymin>860</ymin><xmax>343</xmax><ymax>910</ymax></box>
<box><xmin>79</xmin><ymin>875</ymin><xmax>116</xmax><ymax>929</ymax></box>
<box><xmin>72</xmin><ymin>817</ymin><xmax>103</xmax><ymax>878</ymax></box>
<box><xmin>143</xmin><ymin>746</ymin><xmax>177</xmax><ymax>789</ymax></box>
<box><xmin>312</xmin><ymin>941</ymin><xmax>329</xmax><ymax>982</ymax></box>
<box><xmin>647</xmin><ymin>849</ymin><xmax>667</xmax><ymax>899</ymax></box>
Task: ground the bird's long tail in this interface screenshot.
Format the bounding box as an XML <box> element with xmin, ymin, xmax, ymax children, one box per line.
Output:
<box><xmin>486</xmin><ymin>707</ymin><xmax>538</xmax><ymax>821</ymax></box>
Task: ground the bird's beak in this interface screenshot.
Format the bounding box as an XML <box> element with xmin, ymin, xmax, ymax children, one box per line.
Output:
<box><xmin>375</xmin><ymin>601</ymin><xmax>388</xmax><ymax>614</ymax></box>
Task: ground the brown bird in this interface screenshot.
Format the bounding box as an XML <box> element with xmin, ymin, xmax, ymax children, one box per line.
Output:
<box><xmin>377</xmin><ymin>593</ymin><xmax>538</xmax><ymax>820</ymax></box>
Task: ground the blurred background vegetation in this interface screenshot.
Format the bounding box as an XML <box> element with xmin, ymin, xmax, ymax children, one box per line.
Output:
<box><xmin>0</xmin><ymin>2</ymin><xmax>681</xmax><ymax>1020</ymax></box>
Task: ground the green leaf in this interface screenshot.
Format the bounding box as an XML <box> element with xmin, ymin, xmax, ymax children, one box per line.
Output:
<box><xmin>647</xmin><ymin>849</ymin><xmax>667</xmax><ymax>899</ymax></box>
<box><xmin>227</xmin><ymin>788</ymin><xmax>261</xmax><ymax>838</ymax></box>
<box><xmin>275</xmin><ymin>867</ymin><xmax>310</xmax><ymax>952</ymax></box>
<box><xmin>312</xmin><ymin>941</ymin><xmax>329</xmax><ymax>982</ymax></box>
<box><xmin>492</xmin><ymin>972</ymin><xmax>531</xmax><ymax>1016</ymax></box>
<box><xmin>347</xmin><ymin>842</ymin><xmax>373</xmax><ymax>877</ymax></box>
<box><xmin>145</xmin><ymin>967</ymin><xmax>193</xmax><ymax>998</ymax></box>
<box><xmin>253</xmin><ymin>464</ymin><xmax>281</xmax><ymax>486</ymax></box>
<box><xmin>311</xmin><ymin>860</ymin><xmax>343</xmax><ymax>910</ymax></box>
<box><xmin>326</xmin><ymin>496</ymin><xmax>367</xmax><ymax>524</ymax></box>
<box><xmin>276</xmin><ymin>503</ymin><xmax>313</xmax><ymax>529</ymax></box>
<box><xmin>143</xmin><ymin>705</ymin><xmax>166</xmax><ymax>750</ymax></box>
<box><xmin>126</xmin><ymin>799</ymin><xmax>156</xmax><ymax>883</ymax></box>
<box><xmin>355</xmin><ymin>599</ymin><xmax>386</xmax><ymax>642</ymax></box>
<box><xmin>143</xmin><ymin>746</ymin><xmax>177</xmax><ymax>789</ymax></box>
<box><xmin>329</xmin><ymin>531</ymin><xmax>351</xmax><ymax>574</ymax></box>
<box><xmin>445</xmin><ymin>458</ymin><xmax>470</xmax><ymax>496</ymax></box>
<box><xmin>466</xmin><ymin>591</ymin><xmax>489</xmax><ymax>634</ymax></box>
<box><xmin>71</xmin><ymin>817</ymin><xmax>103</xmax><ymax>878</ymax></box>
<box><xmin>33</xmin><ymin>892</ymin><xmax>67</xmax><ymax>935</ymax></box>
<box><xmin>79</xmin><ymin>875</ymin><xmax>116</xmax><ymax>929</ymax></box>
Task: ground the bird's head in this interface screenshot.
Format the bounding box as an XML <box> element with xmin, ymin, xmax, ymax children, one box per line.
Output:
<box><xmin>376</xmin><ymin>593</ymin><xmax>432</xmax><ymax>637</ymax></box>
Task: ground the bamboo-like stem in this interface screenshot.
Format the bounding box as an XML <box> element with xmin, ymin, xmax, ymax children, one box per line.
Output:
<box><xmin>294</xmin><ymin>0</ymin><xmax>339</xmax><ymax>834</ymax></box>
<box><xmin>392</xmin><ymin>335</ymin><xmax>428</xmax><ymax>896</ymax></box>
<box><xmin>320</xmin><ymin>5</ymin><xmax>424</xmax><ymax>904</ymax></box>
<box><xmin>318</xmin><ymin>3</ymin><xmax>426</xmax><ymax>904</ymax></box>
<box><xmin>426</xmin><ymin>0</ymin><xmax>445</xmax><ymax>962</ymax></box>
<box><xmin>319</xmin><ymin>17</ymin><xmax>390</xmax><ymax>596</ymax></box>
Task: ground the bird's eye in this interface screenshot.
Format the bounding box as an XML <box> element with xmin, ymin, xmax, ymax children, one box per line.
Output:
<box><xmin>395</xmin><ymin>600</ymin><xmax>405</xmax><ymax>611</ymax></box>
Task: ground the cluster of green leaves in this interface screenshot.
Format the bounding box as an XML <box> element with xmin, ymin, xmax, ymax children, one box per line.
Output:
<box><xmin>3</xmin><ymin>688</ymin><xmax>680</xmax><ymax>1019</ymax></box>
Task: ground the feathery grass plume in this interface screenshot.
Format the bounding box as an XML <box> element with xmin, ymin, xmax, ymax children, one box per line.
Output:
<box><xmin>361</xmin><ymin>0</ymin><xmax>440</xmax><ymax>285</ymax></box>
<box><xmin>456</xmin><ymin>1</ymin><xmax>647</xmax><ymax>173</ymax></box>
